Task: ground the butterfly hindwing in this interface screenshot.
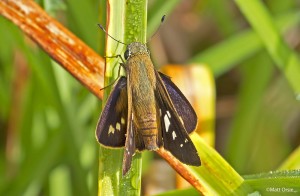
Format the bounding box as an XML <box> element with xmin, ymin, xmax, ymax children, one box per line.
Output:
<box><xmin>159</xmin><ymin>72</ymin><xmax>197</xmax><ymax>133</ymax></box>
<box><xmin>96</xmin><ymin>76</ymin><xmax>127</xmax><ymax>148</ymax></box>
<box><xmin>155</xmin><ymin>72</ymin><xmax>201</xmax><ymax>166</ymax></box>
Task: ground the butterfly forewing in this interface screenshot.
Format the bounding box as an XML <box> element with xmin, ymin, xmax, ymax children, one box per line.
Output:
<box><xmin>122</xmin><ymin>113</ymin><xmax>136</xmax><ymax>175</ymax></box>
<box><xmin>96</xmin><ymin>76</ymin><xmax>128</xmax><ymax>148</ymax></box>
<box><xmin>155</xmin><ymin>72</ymin><xmax>201</xmax><ymax>166</ymax></box>
<box><xmin>159</xmin><ymin>72</ymin><xmax>197</xmax><ymax>133</ymax></box>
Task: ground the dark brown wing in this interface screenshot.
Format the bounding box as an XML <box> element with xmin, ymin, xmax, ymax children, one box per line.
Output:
<box><xmin>155</xmin><ymin>71</ymin><xmax>201</xmax><ymax>166</ymax></box>
<box><xmin>159</xmin><ymin>72</ymin><xmax>197</xmax><ymax>133</ymax></box>
<box><xmin>96</xmin><ymin>76</ymin><xmax>127</xmax><ymax>148</ymax></box>
<box><xmin>122</xmin><ymin>113</ymin><xmax>136</xmax><ymax>175</ymax></box>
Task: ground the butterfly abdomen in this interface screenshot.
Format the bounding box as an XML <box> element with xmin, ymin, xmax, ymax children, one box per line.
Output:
<box><xmin>127</xmin><ymin>53</ymin><xmax>162</xmax><ymax>151</ymax></box>
<box><xmin>135</xmin><ymin>117</ymin><xmax>161</xmax><ymax>150</ymax></box>
<box><xmin>132</xmin><ymin>84</ymin><xmax>160</xmax><ymax>151</ymax></box>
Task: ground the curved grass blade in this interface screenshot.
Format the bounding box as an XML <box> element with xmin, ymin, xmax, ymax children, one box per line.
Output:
<box><xmin>244</xmin><ymin>170</ymin><xmax>300</xmax><ymax>195</ymax></box>
<box><xmin>234</xmin><ymin>0</ymin><xmax>300</xmax><ymax>94</ymax></box>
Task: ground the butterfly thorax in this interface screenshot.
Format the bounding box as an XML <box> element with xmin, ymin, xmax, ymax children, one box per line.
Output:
<box><xmin>125</xmin><ymin>42</ymin><xmax>149</xmax><ymax>59</ymax></box>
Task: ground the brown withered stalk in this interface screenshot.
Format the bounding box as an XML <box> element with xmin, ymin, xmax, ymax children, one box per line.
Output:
<box><xmin>0</xmin><ymin>0</ymin><xmax>204</xmax><ymax>193</ymax></box>
<box><xmin>0</xmin><ymin>0</ymin><xmax>105</xmax><ymax>98</ymax></box>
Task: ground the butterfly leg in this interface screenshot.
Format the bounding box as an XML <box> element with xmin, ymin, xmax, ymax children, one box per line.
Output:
<box><xmin>104</xmin><ymin>54</ymin><xmax>126</xmax><ymax>64</ymax></box>
<box><xmin>101</xmin><ymin>55</ymin><xmax>127</xmax><ymax>91</ymax></box>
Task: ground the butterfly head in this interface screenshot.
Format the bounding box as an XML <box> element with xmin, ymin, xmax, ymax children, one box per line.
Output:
<box><xmin>124</xmin><ymin>42</ymin><xmax>150</xmax><ymax>60</ymax></box>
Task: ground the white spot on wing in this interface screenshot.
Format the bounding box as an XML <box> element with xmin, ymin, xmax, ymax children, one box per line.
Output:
<box><xmin>116</xmin><ymin>123</ymin><xmax>121</xmax><ymax>131</ymax></box>
<box><xmin>164</xmin><ymin>114</ymin><xmax>170</xmax><ymax>132</ymax></box>
<box><xmin>180</xmin><ymin>144</ymin><xmax>183</xmax><ymax>147</ymax></box>
<box><xmin>108</xmin><ymin>125</ymin><xmax>115</xmax><ymax>134</ymax></box>
<box><xmin>166</xmin><ymin>111</ymin><xmax>171</xmax><ymax>118</ymax></box>
<box><xmin>121</xmin><ymin>118</ymin><xmax>125</xmax><ymax>124</ymax></box>
<box><xmin>172</xmin><ymin>131</ymin><xmax>177</xmax><ymax>140</ymax></box>
<box><xmin>184</xmin><ymin>138</ymin><xmax>188</xmax><ymax>143</ymax></box>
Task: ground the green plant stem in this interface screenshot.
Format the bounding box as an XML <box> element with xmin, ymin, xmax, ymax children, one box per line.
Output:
<box><xmin>98</xmin><ymin>0</ymin><xmax>147</xmax><ymax>195</ymax></box>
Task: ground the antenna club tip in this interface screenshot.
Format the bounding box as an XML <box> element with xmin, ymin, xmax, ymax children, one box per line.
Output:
<box><xmin>97</xmin><ymin>23</ymin><xmax>105</xmax><ymax>30</ymax></box>
<box><xmin>161</xmin><ymin>15</ymin><xmax>166</xmax><ymax>22</ymax></box>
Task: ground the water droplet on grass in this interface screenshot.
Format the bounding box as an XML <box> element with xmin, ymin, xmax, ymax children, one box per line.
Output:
<box><xmin>295</xmin><ymin>93</ymin><xmax>300</xmax><ymax>101</ymax></box>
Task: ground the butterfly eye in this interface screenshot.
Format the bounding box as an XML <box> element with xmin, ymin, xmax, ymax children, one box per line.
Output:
<box><xmin>124</xmin><ymin>49</ymin><xmax>130</xmax><ymax>60</ymax></box>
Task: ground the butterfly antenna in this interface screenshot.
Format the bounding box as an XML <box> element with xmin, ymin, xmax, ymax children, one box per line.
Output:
<box><xmin>146</xmin><ymin>15</ymin><xmax>166</xmax><ymax>44</ymax></box>
<box><xmin>97</xmin><ymin>24</ymin><xmax>127</xmax><ymax>45</ymax></box>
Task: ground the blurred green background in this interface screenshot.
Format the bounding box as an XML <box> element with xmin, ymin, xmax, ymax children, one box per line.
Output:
<box><xmin>1</xmin><ymin>0</ymin><xmax>300</xmax><ymax>195</ymax></box>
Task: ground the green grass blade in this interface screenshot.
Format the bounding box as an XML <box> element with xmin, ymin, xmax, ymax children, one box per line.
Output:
<box><xmin>234</xmin><ymin>0</ymin><xmax>300</xmax><ymax>94</ymax></box>
<box><xmin>155</xmin><ymin>188</ymin><xmax>199</xmax><ymax>196</ymax></box>
<box><xmin>279</xmin><ymin>146</ymin><xmax>300</xmax><ymax>170</ymax></box>
<box><xmin>225</xmin><ymin>53</ymin><xmax>274</xmax><ymax>172</ymax></box>
<box><xmin>244</xmin><ymin>170</ymin><xmax>300</xmax><ymax>195</ymax></box>
<box><xmin>188</xmin><ymin>134</ymin><xmax>254</xmax><ymax>195</ymax></box>
<box><xmin>190</xmin><ymin>11</ymin><xmax>300</xmax><ymax>77</ymax></box>
<box><xmin>98</xmin><ymin>0</ymin><xmax>147</xmax><ymax>195</ymax></box>
<box><xmin>0</xmin><ymin>6</ymin><xmax>91</xmax><ymax>194</ymax></box>
<box><xmin>98</xmin><ymin>1</ymin><xmax>126</xmax><ymax>195</ymax></box>
<box><xmin>207</xmin><ymin>0</ymin><xmax>237</xmax><ymax>36</ymax></box>
<box><xmin>66</xmin><ymin>0</ymin><xmax>99</xmax><ymax>50</ymax></box>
